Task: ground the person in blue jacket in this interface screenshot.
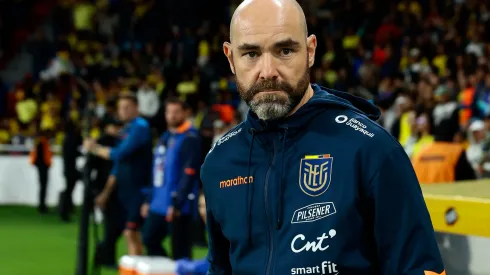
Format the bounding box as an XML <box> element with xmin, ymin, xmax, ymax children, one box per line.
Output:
<box><xmin>141</xmin><ymin>97</ymin><xmax>201</xmax><ymax>259</ymax></box>
<box><xmin>199</xmin><ymin>0</ymin><xmax>446</xmax><ymax>275</ymax></box>
<box><xmin>83</xmin><ymin>93</ymin><xmax>153</xmax><ymax>255</ymax></box>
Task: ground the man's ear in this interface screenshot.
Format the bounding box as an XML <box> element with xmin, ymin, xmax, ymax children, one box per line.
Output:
<box><xmin>223</xmin><ymin>42</ymin><xmax>236</xmax><ymax>74</ymax></box>
<box><xmin>306</xmin><ymin>35</ymin><xmax>317</xmax><ymax>68</ymax></box>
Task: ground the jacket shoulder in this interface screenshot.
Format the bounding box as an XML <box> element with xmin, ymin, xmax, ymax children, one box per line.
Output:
<box><xmin>207</xmin><ymin>123</ymin><xmax>246</xmax><ymax>157</ymax></box>
<box><xmin>134</xmin><ymin>117</ymin><xmax>150</xmax><ymax>128</ymax></box>
<box><xmin>323</xmin><ymin>108</ymin><xmax>403</xmax><ymax>154</ymax></box>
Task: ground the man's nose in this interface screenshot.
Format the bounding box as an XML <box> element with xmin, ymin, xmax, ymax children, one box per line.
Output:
<box><xmin>258</xmin><ymin>53</ymin><xmax>279</xmax><ymax>80</ymax></box>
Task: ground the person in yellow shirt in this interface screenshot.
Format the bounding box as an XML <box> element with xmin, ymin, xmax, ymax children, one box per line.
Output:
<box><xmin>73</xmin><ymin>0</ymin><xmax>96</xmax><ymax>33</ymax></box>
<box><xmin>432</xmin><ymin>45</ymin><xmax>447</xmax><ymax>77</ymax></box>
<box><xmin>411</xmin><ymin>113</ymin><xmax>435</xmax><ymax>158</ymax></box>
<box><xmin>0</xmin><ymin>118</ymin><xmax>10</xmax><ymax>144</ymax></box>
<box><xmin>15</xmin><ymin>91</ymin><xmax>38</xmax><ymax>130</ymax></box>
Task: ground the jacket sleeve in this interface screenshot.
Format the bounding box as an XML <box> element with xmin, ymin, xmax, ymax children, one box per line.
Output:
<box><xmin>206</xmin><ymin>209</ymin><xmax>232</xmax><ymax>275</ymax></box>
<box><xmin>368</xmin><ymin>146</ymin><xmax>446</xmax><ymax>275</ymax></box>
<box><xmin>173</xmin><ymin>135</ymin><xmax>201</xmax><ymax>210</ymax></box>
<box><xmin>109</xmin><ymin>162</ymin><xmax>118</xmax><ymax>176</ymax></box>
<box><xmin>109</xmin><ymin>122</ymin><xmax>150</xmax><ymax>161</ymax></box>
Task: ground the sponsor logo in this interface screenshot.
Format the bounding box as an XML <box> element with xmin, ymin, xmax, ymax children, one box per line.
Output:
<box><xmin>209</xmin><ymin>128</ymin><xmax>242</xmax><ymax>153</ymax></box>
<box><xmin>291</xmin><ymin>202</ymin><xmax>336</xmax><ymax>224</ymax></box>
<box><xmin>299</xmin><ymin>155</ymin><xmax>333</xmax><ymax>197</ymax></box>
<box><xmin>219</xmin><ymin>176</ymin><xmax>254</xmax><ymax>189</ymax></box>
<box><xmin>291</xmin><ymin>261</ymin><xmax>339</xmax><ymax>275</ymax></box>
<box><xmin>291</xmin><ymin>230</ymin><xmax>337</xmax><ymax>253</ymax></box>
<box><xmin>335</xmin><ymin>115</ymin><xmax>374</xmax><ymax>137</ymax></box>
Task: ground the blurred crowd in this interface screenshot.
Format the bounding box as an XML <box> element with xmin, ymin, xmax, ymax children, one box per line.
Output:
<box><xmin>2</xmin><ymin>0</ymin><xmax>490</xmax><ymax>178</ymax></box>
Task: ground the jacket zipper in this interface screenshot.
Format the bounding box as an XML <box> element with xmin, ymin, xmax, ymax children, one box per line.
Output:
<box><xmin>264</xmin><ymin>140</ymin><xmax>277</xmax><ymax>275</ymax></box>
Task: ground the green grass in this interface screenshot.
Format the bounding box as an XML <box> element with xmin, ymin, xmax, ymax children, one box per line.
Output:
<box><xmin>0</xmin><ymin>206</ymin><xmax>207</xmax><ymax>275</ymax></box>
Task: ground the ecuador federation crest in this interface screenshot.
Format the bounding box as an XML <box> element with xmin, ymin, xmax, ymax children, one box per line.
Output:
<box><xmin>299</xmin><ymin>154</ymin><xmax>333</xmax><ymax>197</ymax></box>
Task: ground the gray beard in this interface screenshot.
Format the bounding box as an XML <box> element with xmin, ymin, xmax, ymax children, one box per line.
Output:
<box><xmin>249</xmin><ymin>93</ymin><xmax>292</xmax><ymax>120</ymax></box>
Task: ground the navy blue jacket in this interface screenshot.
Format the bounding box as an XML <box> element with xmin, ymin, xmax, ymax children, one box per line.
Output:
<box><xmin>110</xmin><ymin>117</ymin><xmax>153</xmax><ymax>201</ymax></box>
<box><xmin>149</xmin><ymin>121</ymin><xmax>201</xmax><ymax>216</ymax></box>
<box><xmin>200</xmin><ymin>84</ymin><xmax>445</xmax><ymax>275</ymax></box>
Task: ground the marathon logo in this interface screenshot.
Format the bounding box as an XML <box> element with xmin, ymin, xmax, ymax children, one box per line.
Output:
<box><xmin>291</xmin><ymin>202</ymin><xmax>336</xmax><ymax>224</ymax></box>
<box><xmin>219</xmin><ymin>176</ymin><xmax>254</xmax><ymax>188</ymax></box>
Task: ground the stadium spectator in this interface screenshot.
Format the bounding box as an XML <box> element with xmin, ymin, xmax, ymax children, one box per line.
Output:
<box><xmin>15</xmin><ymin>89</ymin><xmax>38</xmax><ymax>131</ymax></box>
<box><xmin>432</xmin><ymin>84</ymin><xmax>460</xmax><ymax>142</ymax></box>
<box><xmin>29</xmin><ymin>130</ymin><xmax>53</xmax><ymax>213</ymax></box>
<box><xmin>142</xmin><ymin>97</ymin><xmax>201</xmax><ymax>259</ymax></box>
<box><xmin>0</xmin><ymin>118</ymin><xmax>10</xmax><ymax>144</ymax></box>
<box><xmin>136</xmin><ymin>78</ymin><xmax>160</xmax><ymax>125</ymax></box>
<box><xmin>466</xmin><ymin>120</ymin><xmax>488</xmax><ymax>178</ymax></box>
<box><xmin>84</xmin><ymin>94</ymin><xmax>153</xmax><ymax>256</ymax></box>
<box><xmin>59</xmin><ymin>118</ymin><xmax>82</xmax><ymax>222</ymax></box>
<box><xmin>405</xmin><ymin>112</ymin><xmax>435</xmax><ymax>158</ymax></box>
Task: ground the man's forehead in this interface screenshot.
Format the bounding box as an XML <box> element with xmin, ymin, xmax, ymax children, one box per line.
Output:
<box><xmin>230</xmin><ymin>2</ymin><xmax>305</xmax><ymax>44</ymax></box>
<box><xmin>233</xmin><ymin>22</ymin><xmax>304</xmax><ymax>47</ymax></box>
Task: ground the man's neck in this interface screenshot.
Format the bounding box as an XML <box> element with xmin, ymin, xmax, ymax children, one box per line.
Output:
<box><xmin>288</xmin><ymin>84</ymin><xmax>314</xmax><ymax>117</ymax></box>
<box><xmin>124</xmin><ymin>115</ymin><xmax>138</xmax><ymax>124</ymax></box>
<box><xmin>169</xmin><ymin>121</ymin><xmax>186</xmax><ymax>133</ymax></box>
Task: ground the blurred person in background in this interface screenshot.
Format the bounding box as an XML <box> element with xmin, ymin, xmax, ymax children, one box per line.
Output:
<box><xmin>29</xmin><ymin>130</ymin><xmax>53</xmax><ymax>213</ymax></box>
<box><xmin>390</xmin><ymin>93</ymin><xmax>415</xmax><ymax>144</ymax></box>
<box><xmin>141</xmin><ymin>97</ymin><xmax>201</xmax><ymax>259</ymax></box>
<box><xmin>405</xmin><ymin>112</ymin><xmax>435</xmax><ymax>159</ymax></box>
<box><xmin>0</xmin><ymin>77</ymin><xmax>7</xmax><ymax>118</ymax></box>
<box><xmin>0</xmin><ymin>118</ymin><xmax>10</xmax><ymax>144</ymax></box>
<box><xmin>211</xmin><ymin>119</ymin><xmax>226</xmax><ymax>144</ymax></box>
<box><xmin>59</xmin><ymin>118</ymin><xmax>82</xmax><ymax>222</ymax></box>
<box><xmin>15</xmin><ymin>89</ymin><xmax>38</xmax><ymax>132</ymax></box>
<box><xmin>466</xmin><ymin>120</ymin><xmax>489</xmax><ymax>178</ymax></box>
<box><xmin>83</xmin><ymin>93</ymin><xmax>153</xmax><ymax>256</ymax></box>
<box><xmin>432</xmin><ymin>84</ymin><xmax>460</xmax><ymax>142</ymax></box>
<box><xmin>473</xmin><ymin>72</ymin><xmax>490</xmax><ymax>119</ymax></box>
<box><xmin>137</xmin><ymin>77</ymin><xmax>160</xmax><ymax>126</ymax></box>
<box><xmin>88</xmin><ymin>120</ymin><xmax>124</xmax><ymax>269</ymax></box>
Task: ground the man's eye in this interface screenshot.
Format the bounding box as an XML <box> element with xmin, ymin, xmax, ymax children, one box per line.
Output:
<box><xmin>281</xmin><ymin>48</ymin><xmax>294</xmax><ymax>56</ymax></box>
<box><xmin>244</xmin><ymin>52</ymin><xmax>258</xmax><ymax>58</ymax></box>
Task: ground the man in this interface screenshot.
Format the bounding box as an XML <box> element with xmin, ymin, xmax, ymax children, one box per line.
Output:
<box><xmin>141</xmin><ymin>97</ymin><xmax>201</xmax><ymax>259</ymax></box>
<box><xmin>200</xmin><ymin>1</ymin><xmax>445</xmax><ymax>275</ymax></box>
<box><xmin>29</xmin><ymin>130</ymin><xmax>52</xmax><ymax>214</ymax></box>
<box><xmin>87</xmin><ymin>122</ymin><xmax>125</xmax><ymax>268</ymax></box>
<box><xmin>83</xmin><ymin>93</ymin><xmax>153</xmax><ymax>255</ymax></box>
<box><xmin>59</xmin><ymin>118</ymin><xmax>82</xmax><ymax>221</ymax></box>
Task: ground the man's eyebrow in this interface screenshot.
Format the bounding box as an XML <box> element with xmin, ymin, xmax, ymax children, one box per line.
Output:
<box><xmin>237</xmin><ymin>43</ymin><xmax>260</xmax><ymax>51</ymax></box>
<box><xmin>273</xmin><ymin>38</ymin><xmax>301</xmax><ymax>48</ymax></box>
<box><xmin>236</xmin><ymin>39</ymin><xmax>301</xmax><ymax>51</ymax></box>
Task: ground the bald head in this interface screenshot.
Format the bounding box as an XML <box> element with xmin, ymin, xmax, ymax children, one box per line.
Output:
<box><xmin>222</xmin><ymin>0</ymin><xmax>317</xmax><ymax>121</ymax></box>
<box><xmin>230</xmin><ymin>0</ymin><xmax>307</xmax><ymax>43</ymax></box>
